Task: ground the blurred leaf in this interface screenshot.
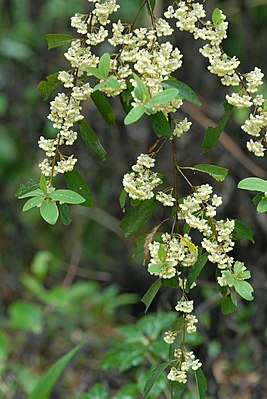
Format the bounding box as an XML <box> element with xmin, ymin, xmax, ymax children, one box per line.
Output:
<box><xmin>212</xmin><ymin>8</ymin><xmax>223</xmax><ymax>25</ymax></box>
<box><xmin>233</xmin><ymin>220</ymin><xmax>255</xmax><ymax>243</ymax></box>
<box><xmin>120</xmin><ymin>86</ymin><xmax>133</xmax><ymax>114</ymax></box>
<box><xmin>16</xmin><ymin>179</ymin><xmax>40</xmax><ymax>198</ymax></box>
<box><xmin>50</xmin><ymin>189</ymin><xmax>85</xmax><ymax>204</ymax></box>
<box><xmin>98</xmin><ymin>53</ymin><xmax>110</xmax><ymax>78</ymax></box>
<box><xmin>189</xmin><ymin>164</ymin><xmax>229</xmax><ymax>182</ymax></box>
<box><xmin>31</xmin><ymin>251</ymin><xmax>57</xmax><ymax>280</ymax></box>
<box><xmin>170</xmin><ymin>382</ymin><xmax>184</xmax><ymax>398</ymax></box>
<box><xmin>161</xmin><ymin>275</ymin><xmax>180</xmax><ymax>288</ymax></box>
<box><xmin>238</xmin><ymin>177</ymin><xmax>267</xmax><ymax>192</ymax></box>
<box><xmin>119</xmin><ymin>189</ymin><xmax>127</xmax><ymax>212</ymax></box>
<box><xmin>87</xmin><ymin>384</ymin><xmax>108</xmax><ymax>399</ymax></box>
<box><xmin>161</xmin><ymin>78</ymin><xmax>201</xmax><ymax>106</ymax></box>
<box><xmin>0</xmin><ymin>331</ymin><xmax>9</xmax><ymax>372</ymax></box>
<box><xmin>201</xmin><ymin>102</ymin><xmax>233</xmax><ymax>153</ymax></box>
<box><xmin>78</xmin><ymin>120</ymin><xmax>107</xmax><ymax>160</ymax></box>
<box><xmin>150</xmin><ymin>112</ymin><xmax>172</xmax><ymax>137</ymax></box>
<box><xmin>8</xmin><ymin>300</ymin><xmax>43</xmax><ymax>334</ymax></box>
<box><xmin>45</xmin><ymin>33</ymin><xmax>76</xmax><ymax>49</ymax></box>
<box><xmin>143</xmin><ymin>363</ymin><xmax>169</xmax><ymax>399</ymax></box>
<box><xmin>40</xmin><ymin>200</ymin><xmax>59</xmax><ymax>225</ymax></box>
<box><xmin>59</xmin><ymin>203</ymin><xmax>72</xmax><ymax>226</ymax></box>
<box><xmin>38</xmin><ymin>73</ymin><xmax>61</xmax><ymax>101</ymax></box>
<box><xmin>91</xmin><ymin>91</ymin><xmax>115</xmax><ymax>125</ymax></box>
<box><xmin>65</xmin><ymin>168</ymin><xmax>93</xmax><ymax>208</ymax></box>
<box><xmin>29</xmin><ymin>345</ymin><xmax>81</xmax><ymax>399</ymax></box>
<box><xmin>252</xmin><ymin>192</ymin><xmax>263</xmax><ymax>206</ymax></box>
<box><xmin>141</xmin><ymin>279</ymin><xmax>162</xmax><ymax>313</ymax></box>
<box><xmin>0</xmin><ymin>38</ymin><xmax>33</xmax><ymax>61</ymax></box>
<box><xmin>124</xmin><ymin>105</ymin><xmax>145</xmax><ymax>125</ymax></box>
<box><xmin>148</xmin><ymin>89</ymin><xmax>178</xmax><ymax>105</ymax></box>
<box><xmin>221</xmin><ymin>296</ymin><xmax>237</xmax><ymax>315</ymax></box>
<box><xmin>120</xmin><ymin>198</ymin><xmax>157</xmax><ymax>237</ymax></box>
<box><xmin>185</xmin><ymin>252</ymin><xmax>209</xmax><ymax>293</ymax></box>
<box><xmin>195</xmin><ymin>368</ymin><xmax>207</xmax><ymax>399</ymax></box>
<box><xmin>234</xmin><ymin>280</ymin><xmax>254</xmax><ymax>301</ymax></box>
<box><xmin>257</xmin><ymin>197</ymin><xmax>267</xmax><ymax>213</ymax></box>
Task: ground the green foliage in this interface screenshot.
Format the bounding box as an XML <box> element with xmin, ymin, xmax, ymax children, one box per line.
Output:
<box><xmin>161</xmin><ymin>79</ymin><xmax>201</xmax><ymax>106</ymax></box>
<box><xmin>189</xmin><ymin>164</ymin><xmax>229</xmax><ymax>182</ymax></box>
<box><xmin>78</xmin><ymin>120</ymin><xmax>108</xmax><ymax>161</ymax></box>
<box><xmin>38</xmin><ymin>73</ymin><xmax>61</xmax><ymax>100</ymax></box>
<box><xmin>212</xmin><ymin>8</ymin><xmax>223</xmax><ymax>25</ymax></box>
<box><xmin>8</xmin><ymin>300</ymin><xmax>43</xmax><ymax>334</ymax></box>
<box><xmin>64</xmin><ymin>168</ymin><xmax>93</xmax><ymax>208</ymax></box>
<box><xmin>29</xmin><ymin>345</ymin><xmax>81</xmax><ymax>399</ymax></box>
<box><xmin>195</xmin><ymin>368</ymin><xmax>207</xmax><ymax>399</ymax></box>
<box><xmin>143</xmin><ymin>363</ymin><xmax>170</xmax><ymax>399</ymax></box>
<box><xmin>238</xmin><ymin>177</ymin><xmax>267</xmax><ymax>192</ymax></box>
<box><xmin>233</xmin><ymin>220</ymin><xmax>255</xmax><ymax>243</ymax></box>
<box><xmin>201</xmin><ymin>102</ymin><xmax>234</xmax><ymax>153</ymax></box>
<box><xmin>141</xmin><ymin>279</ymin><xmax>162</xmax><ymax>313</ymax></box>
<box><xmin>91</xmin><ymin>91</ymin><xmax>116</xmax><ymax>125</ymax></box>
<box><xmin>120</xmin><ymin>198</ymin><xmax>157</xmax><ymax>237</ymax></box>
<box><xmin>185</xmin><ymin>252</ymin><xmax>209</xmax><ymax>293</ymax></box>
<box><xmin>150</xmin><ymin>112</ymin><xmax>172</xmax><ymax>137</ymax></box>
<box><xmin>124</xmin><ymin>105</ymin><xmax>146</xmax><ymax>125</ymax></box>
<box><xmin>45</xmin><ymin>33</ymin><xmax>76</xmax><ymax>50</ymax></box>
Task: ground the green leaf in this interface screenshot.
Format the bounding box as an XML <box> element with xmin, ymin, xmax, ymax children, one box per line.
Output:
<box><xmin>105</xmin><ymin>76</ymin><xmax>121</xmax><ymax>89</ymax></box>
<box><xmin>40</xmin><ymin>200</ymin><xmax>59</xmax><ymax>225</ymax></box>
<box><xmin>238</xmin><ymin>177</ymin><xmax>267</xmax><ymax>192</ymax></box>
<box><xmin>16</xmin><ymin>179</ymin><xmax>40</xmax><ymax>198</ymax></box>
<box><xmin>233</xmin><ymin>220</ymin><xmax>255</xmax><ymax>243</ymax></box>
<box><xmin>195</xmin><ymin>368</ymin><xmax>207</xmax><ymax>399</ymax></box>
<box><xmin>78</xmin><ymin>119</ymin><xmax>107</xmax><ymax>161</ymax></box>
<box><xmin>22</xmin><ymin>196</ymin><xmax>44</xmax><ymax>212</ymax></box>
<box><xmin>189</xmin><ymin>164</ymin><xmax>229</xmax><ymax>182</ymax></box>
<box><xmin>91</xmin><ymin>91</ymin><xmax>115</xmax><ymax>125</ymax></box>
<box><xmin>64</xmin><ymin>168</ymin><xmax>93</xmax><ymax>208</ymax></box>
<box><xmin>158</xmin><ymin>244</ymin><xmax>167</xmax><ymax>262</ymax></box>
<box><xmin>148</xmin><ymin>88</ymin><xmax>179</xmax><ymax>105</ymax></box>
<box><xmin>120</xmin><ymin>86</ymin><xmax>133</xmax><ymax>114</ymax></box>
<box><xmin>59</xmin><ymin>204</ymin><xmax>72</xmax><ymax>226</ymax></box>
<box><xmin>257</xmin><ymin>198</ymin><xmax>267</xmax><ymax>213</ymax></box>
<box><xmin>132</xmin><ymin>73</ymin><xmax>149</xmax><ymax>101</ymax></box>
<box><xmin>45</xmin><ymin>33</ymin><xmax>76</xmax><ymax>50</ymax></box>
<box><xmin>221</xmin><ymin>296</ymin><xmax>237</xmax><ymax>315</ymax></box>
<box><xmin>148</xmin><ymin>263</ymin><xmax>163</xmax><ymax>273</ymax></box>
<box><xmin>161</xmin><ymin>275</ymin><xmax>180</xmax><ymax>288</ymax></box>
<box><xmin>124</xmin><ymin>105</ymin><xmax>145</xmax><ymax>125</ymax></box>
<box><xmin>170</xmin><ymin>382</ymin><xmax>184</xmax><ymax>398</ymax></box>
<box><xmin>38</xmin><ymin>73</ymin><xmax>61</xmax><ymax>101</ymax></box>
<box><xmin>50</xmin><ymin>189</ymin><xmax>85</xmax><ymax>204</ymax></box>
<box><xmin>252</xmin><ymin>192</ymin><xmax>263</xmax><ymax>206</ymax></box>
<box><xmin>234</xmin><ymin>280</ymin><xmax>254</xmax><ymax>301</ymax></box>
<box><xmin>120</xmin><ymin>198</ymin><xmax>157</xmax><ymax>237</ymax></box>
<box><xmin>234</xmin><ymin>261</ymin><xmax>244</xmax><ymax>276</ymax></box>
<box><xmin>29</xmin><ymin>345</ymin><xmax>81</xmax><ymax>399</ymax></box>
<box><xmin>212</xmin><ymin>8</ymin><xmax>223</xmax><ymax>25</ymax></box>
<box><xmin>119</xmin><ymin>189</ymin><xmax>127</xmax><ymax>212</ymax></box>
<box><xmin>201</xmin><ymin>102</ymin><xmax>233</xmax><ymax>153</ymax></box>
<box><xmin>185</xmin><ymin>252</ymin><xmax>209</xmax><ymax>293</ymax></box>
<box><xmin>146</xmin><ymin>0</ymin><xmax>156</xmax><ymax>12</ymax></box>
<box><xmin>143</xmin><ymin>363</ymin><xmax>169</xmax><ymax>399</ymax></box>
<box><xmin>39</xmin><ymin>175</ymin><xmax>47</xmax><ymax>194</ymax></box>
<box><xmin>8</xmin><ymin>300</ymin><xmax>43</xmax><ymax>334</ymax></box>
<box><xmin>141</xmin><ymin>279</ymin><xmax>162</xmax><ymax>313</ymax></box>
<box><xmin>150</xmin><ymin>112</ymin><xmax>172</xmax><ymax>138</ymax></box>
<box><xmin>87</xmin><ymin>383</ymin><xmax>109</xmax><ymax>399</ymax></box>
<box><xmin>98</xmin><ymin>53</ymin><xmax>110</xmax><ymax>79</ymax></box>
<box><xmin>88</xmin><ymin>66</ymin><xmax>105</xmax><ymax>80</ymax></box>
<box><xmin>18</xmin><ymin>188</ymin><xmax>44</xmax><ymax>199</ymax></box>
<box><xmin>161</xmin><ymin>79</ymin><xmax>201</xmax><ymax>106</ymax></box>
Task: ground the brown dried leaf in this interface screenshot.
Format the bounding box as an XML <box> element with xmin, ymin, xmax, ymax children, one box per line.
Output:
<box><xmin>143</xmin><ymin>219</ymin><xmax>169</xmax><ymax>265</ymax></box>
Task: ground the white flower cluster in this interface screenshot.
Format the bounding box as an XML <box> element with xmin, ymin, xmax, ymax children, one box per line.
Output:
<box><xmin>178</xmin><ymin>184</ymin><xmax>235</xmax><ymax>269</ymax></box>
<box><xmin>165</xmin><ymin>1</ymin><xmax>266</xmax><ymax>157</ymax></box>
<box><xmin>156</xmin><ymin>191</ymin><xmax>175</xmax><ymax>207</ymax></box>
<box><xmin>167</xmin><ymin>350</ymin><xmax>202</xmax><ymax>384</ymax></box>
<box><xmin>148</xmin><ymin>233</ymin><xmax>198</xmax><ymax>279</ymax></box>
<box><xmin>164</xmin><ymin>330</ymin><xmax>178</xmax><ymax>344</ymax></box>
<box><xmin>173</xmin><ymin>118</ymin><xmax>192</xmax><ymax>137</ymax></box>
<box><xmin>122</xmin><ymin>154</ymin><xmax>161</xmax><ymax>200</ymax></box>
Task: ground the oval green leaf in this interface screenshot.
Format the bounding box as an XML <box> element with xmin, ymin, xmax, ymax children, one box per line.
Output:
<box><xmin>45</xmin><ymin>33</ymin><xmax>76</xmax><ymax>50</ymax></box>
<box><xmin>234</xmin><ymin>280</ymin><xmax>254</xmax><ymax>301</ymax></box>
<box><xmin>150</xmin><ymin>112</ymin><xmax>172</xmax><ymax>137</ymax></box>
<box><xmin>149</xmin><ymin>88</ymin><xmax>178</xmax><ymax>105</ymax></box>
<box><xmin>141</xmin><ymin>279</ymin><xmax>162</xmax><ymax>313</ymax></box>
<box><xmin>120</xmin><ymin>198</ymin><xmax>157</xmax><ymax>237</ymax></box>
<box><xmin>91</xmin><ymin>91</ymin><xmax>115</xmax><ymax>125</ymax></box>
<box><xmin>50</xmin><ymin>189</ymin><xmax>85</xmax><ymax>204</ymax></box>
<box><xmin>161</xmin><ymin>79</ymin><xmax>201</xmax><ymax>106</ymax></box>
<box><xmin>257</xmin><ymin>197</ymin><xmax>267</xmax><ymax>213</ymax></box>
<box><xmin>78</xmin><ymin>119</ymin><xmax>107</xmax><ymax>161</ymax></box>
<box><xmin>64</xmin><ymin>168</ymin><xmax>93</xmax><ymax>208</ymax></box>
<box><xmin>195</xmin><ymin>368</ymin><xmax>207</xmax><ymax>399</ymax></box>
<box><xmin>124</xmin><ymin>105</ymin><xmax>145</xmax><ymax>125</ymax></box>
<box><xmin>143</xmin><ymin>363</ymin><xmax>169</xmax><ymax>399</ymax></box>
<box><xmin>190</xmin><ymin>164</ymin><xmax>229</xmax><ymax>182</ymax></box>
<box><xmin>40</xmin><ymin>200</ymin><xmax>59</xmax><ymax>225</ymax></box>
<box><xmin>238</xmin><ymin>177</ymin><xmax>267</xmax><ymax>192</ymax></box>
<box><xmin>22</xmin><ymin>196</ymin><xmax>44</xmax><ymax>212</ymax></box>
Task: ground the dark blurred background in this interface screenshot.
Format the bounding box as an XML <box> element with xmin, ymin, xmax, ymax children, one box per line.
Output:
<box><xmin>0</xmin><ymin>0</ymin><xmax>267</xmax><ymax>398</ymax></box>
